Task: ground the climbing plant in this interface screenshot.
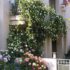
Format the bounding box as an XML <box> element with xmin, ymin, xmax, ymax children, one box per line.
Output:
<box><xmin>19</xmin><ymin>0</ymin><xmax>66</xmax><ymax>40</ymax></box>
<box><xmin>7</xmin><ymin>0</ymin><xmax>66</xmax><ymax>58</ymax></box>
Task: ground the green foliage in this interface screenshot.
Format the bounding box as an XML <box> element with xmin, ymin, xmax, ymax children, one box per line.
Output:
<box><xmin>7</xmin><ymin>24</ymin><xmax>34</xmax><ymax>57</ymax></box>
<box><xmin>7</xmin><ymin>24</ymin><xmax>40</xmax><ymax>58</ymax></box>
<box><xmin>7</xmin><ymin>0</ymin><xmax>66</xmax><ymax>58</ymax></box>
<box><xmin>19</xmin><ymin>0</ymin><xmax>66</xmax><ymax>40</ymax></box>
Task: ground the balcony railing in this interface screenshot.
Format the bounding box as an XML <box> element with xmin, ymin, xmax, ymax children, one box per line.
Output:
<box><xmin>57</xmin><ymin>59</ymin><xmax>70</xmax><ymax>70</ymax></box>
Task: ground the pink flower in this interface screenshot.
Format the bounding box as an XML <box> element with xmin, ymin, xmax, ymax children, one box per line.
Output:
<box><xmin>34</xmin><ymin>56</ymin><xmax>38</xmax><ymax>61</ymax></box>
<box><xmin>24</xmin><ymin>58</ymin><xmax>30</xmax><ymax>62</ymax></box>
<box><xmin>28</xmin><ymin>62</ymin><xmax>31</xmax><ymax>65</ymax></box>
<box><xmin>15</xmin><ymin>58</ymin><xmax>23</xmax><ymax>64</ymax></box>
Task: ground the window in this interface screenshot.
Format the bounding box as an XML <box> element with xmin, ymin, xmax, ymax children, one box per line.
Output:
<box><xmin>49</xmin><ymin>0</ymin><xmax>56</xmax><ymax>10</ymax></box>
<box><xmin>52</xmin><ymin>40</ymin><xmax>57</xmax><ymax>52</ymax></box>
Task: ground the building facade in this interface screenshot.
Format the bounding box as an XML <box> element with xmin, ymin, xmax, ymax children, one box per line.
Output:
<box><xmin>43</xmin><ymin>0</ymin><xmax>70</xmax><ymax>58</ymax></box>
<box><xmin>0</xmin><ymin>0</ymin><xmax>70</xmax><ymax>58</ymax></box>
<box><xmin>0</xmin><ymin>0</ymin><xmax>9</xmax><ymax>50</ymax></box>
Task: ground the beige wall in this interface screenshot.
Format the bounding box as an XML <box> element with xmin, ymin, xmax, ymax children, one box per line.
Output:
<box><xmin>42</xmin><ymin>38</ymin><xmax>52</xmax><ymax>58</ymax></box>
<box><xmin>56</xmin><ymin>0</ymin><xmax>63</xmax><ymax>15</ymax></box>
<box><xmin>56</xmin><ymin>36</ymin><xmax>65</xmax><ymax>58</ymax></box>
<box><xmin>65</xmin><ymin>6</ymin><xmax>70</xmax><ymax>53</ymax></box>
<box><xmin>0</xmin><ymin>0</ymin><xmax>9</xmax><ymax>50</ymax></box>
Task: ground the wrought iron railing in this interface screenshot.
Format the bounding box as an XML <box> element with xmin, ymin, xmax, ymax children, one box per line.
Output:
<box><xmin>57</xmin><ymin>59</ymin><xmax>70</xmax><ymax>70</ymax></box>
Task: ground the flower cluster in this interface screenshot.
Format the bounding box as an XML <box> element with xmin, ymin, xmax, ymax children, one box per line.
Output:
<box><xmin>0</xmin><ymin>50</ymin><xmax>11</xmax><ymax>63</ymax></box>
<box><xmin>22</xmin><ymin>52</ymin><xmax>48</xmax><ymax>70</ymax></box>
<box><xmin>0</xmin><ymin>51</ymin><xmax>48</xmax><ymax>70</ymax></box>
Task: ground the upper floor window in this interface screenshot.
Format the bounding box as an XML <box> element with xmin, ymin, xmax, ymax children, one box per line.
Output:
<box><xmin>49</xmin><ymin>0</ymin><xmax>56</xmax><ymax>10</ymax></box>
<box><xmin>9</xmin><ymin>0</ymin><xmax>19</xmax><ymax>16</ymax></box>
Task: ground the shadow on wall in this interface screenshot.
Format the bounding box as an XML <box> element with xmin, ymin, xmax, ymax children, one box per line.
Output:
<box><xmin>65</xmin><ymin>48</ymin><xmax>70</xmax><ymax>59</ymax></box>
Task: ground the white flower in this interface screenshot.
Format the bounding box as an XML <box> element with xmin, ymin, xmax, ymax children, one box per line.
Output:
<box><xmin>28</xmin><ymin>62</ymin><xmax>31</xmax><ymax>65</ymax></box>
<box><xmin>0</xmin><ymin>54</ymin><xmax>2</xmax><ymax>60</ymax></box>
<box><xmin>32</xmin><ymin>62</ymin><xmax>36</xmax><ymax>66</ymax></box>
<box><xmin>15</xmin><ymin>58</ymin><xmax>23</xmax><ymax>64</ymax></box>
<box><xmin>11</xmin><ymin>51</ymin><xmax>14</xmax><ymax>53</ymax></box>
<box><xmin>20</xmin><ymin>49</ymin><xmax>23</xmax><ymax>52</ymax></box>
<box><xmin>5</xmin><ymin>52</ymin><xmax>8</xmax><ymax>55</ymax></box>
<box><xmin>6</xmin><ymin>55</ymin><xmax>11</xmax><ymax>61</ymax></box>
<box><xmin>14</xmin><ymin>47</ymin><xmax>17</xmax><ymax>51</ymax></box>
<box><xmin>27</xmin><ymin>0</ymin><xmax>30</xmax><ymax>2</ymax></box>
<box><xmin>19</xmin><ymin>58</ymin><xmax>23</xmax><ymax>63</ymax></box>
<box><xmin>11</xmin><ymin>43</ymin><xmax>13</xmax><ymax>46</ymax></box>
<box><xmin>25</xmin><ymin>44</ymin><xmax>28</xmax><ymax>47</ymax></box>
<box><xmin>4</xmin><ymin>58</ymin><xmax>8</xmax><ymax>62</ymax></box>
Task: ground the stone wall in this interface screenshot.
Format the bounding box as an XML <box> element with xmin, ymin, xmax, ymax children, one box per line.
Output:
<box><xmin>0</xmin><ymin>0</ymin><xmax>9</xmax><ymax>50</ymax></box>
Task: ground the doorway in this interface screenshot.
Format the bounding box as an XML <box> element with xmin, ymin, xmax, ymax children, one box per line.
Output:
<box><xmin>52</xmin><ymin>40</ymin><xmax>57</xmax><ymax>58</ymax></box>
